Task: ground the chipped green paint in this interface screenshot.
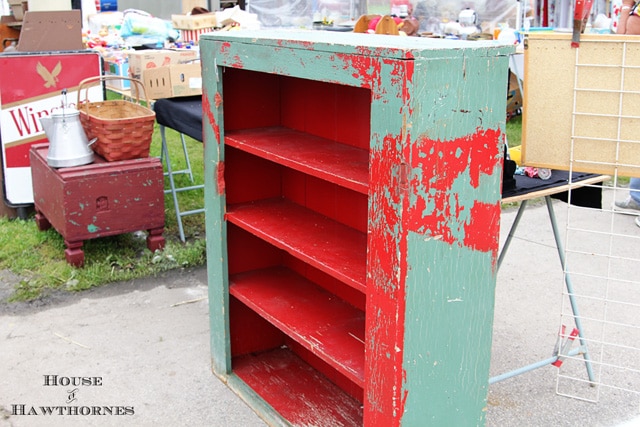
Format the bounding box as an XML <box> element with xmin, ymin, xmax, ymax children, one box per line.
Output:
<box><xmin>403</xmin><ymin>234</ymin><xmax>496</xmax><ymax>426</ymax></box>
<box><xmin>87</xmin><ymin>224</ymin><xmax>99</xmax><ymax>233</ymax></box>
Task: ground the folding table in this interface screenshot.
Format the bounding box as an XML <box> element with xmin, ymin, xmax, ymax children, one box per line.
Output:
<box><xmin>492</xmin><ymin>170</ymin><xmax>609</xmax><ymax>384</ymax></box>
<box><xmin>153</xmin><ymin>96</ymin><xmax>205</xmax><ymax>242</ymax></box>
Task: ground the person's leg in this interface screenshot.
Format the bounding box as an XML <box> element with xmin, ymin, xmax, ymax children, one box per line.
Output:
<box><xmin>614</xmin><ymin>177</ymin><xmax>640</xmax><ymax>213</ymax></box>
<box><xmin>629</xmin><ymin>177</ymin><xmax>640</xmax><ymax>204</ymax></box>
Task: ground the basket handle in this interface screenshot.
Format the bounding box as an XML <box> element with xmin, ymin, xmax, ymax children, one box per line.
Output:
<box><xmin>77</xmin><ymin>75</ymin><xmax>151</xmax><ymax>110</ymax></box>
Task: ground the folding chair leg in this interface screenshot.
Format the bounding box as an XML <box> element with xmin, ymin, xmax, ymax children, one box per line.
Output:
<box><xmin>160</xmin><ymin>125</ymin><xmax>186</xmax><ymax>242</ymax></box>
<box><xmin>159</xmin><ymin>125</ymin><xmax>205</xmax><ymax>243</ymax></box>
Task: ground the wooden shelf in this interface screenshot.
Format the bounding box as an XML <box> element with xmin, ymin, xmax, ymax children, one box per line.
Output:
<box><xmin>233</xmin><ymin>347</ymin><xmax>363</xmax><ymax>427</ymax></box>
<box><xmin>227</xmin><ymin>198</ymin><xmax>367</xmax><ymax>293</ymax></box>
<box><xmin>225</xmin><ymin>127</ymin><xmax>369</xmax><ymax>195</ymax></box>
<box><xmin>230</xmin><ymin>266</ymin><xmax>365</xmax><ymax>386</ymax></box>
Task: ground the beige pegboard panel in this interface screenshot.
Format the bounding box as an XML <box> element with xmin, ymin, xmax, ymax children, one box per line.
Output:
<box><xmin>522</xmin><ymin>33</ymin><xmax>640</xmax><ymax>177</ymax></box>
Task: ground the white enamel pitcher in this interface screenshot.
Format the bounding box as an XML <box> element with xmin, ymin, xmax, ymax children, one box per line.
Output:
<box><xmin>41</xmin><ymin>89</ymin><xmax>95</xmax><ymax>168</ymax></box>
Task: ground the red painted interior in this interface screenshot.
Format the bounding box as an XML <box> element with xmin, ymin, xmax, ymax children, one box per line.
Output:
<box><xmin>222</xmin><ymin>68</ymin><xmax>372</xmax><ymax>424</ymax></box>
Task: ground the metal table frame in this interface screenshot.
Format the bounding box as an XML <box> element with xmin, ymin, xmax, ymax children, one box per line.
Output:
<box><xmin>490</xmin><ymin>174</ymin><xmax>609</xmax><ymax>384</ymax></box>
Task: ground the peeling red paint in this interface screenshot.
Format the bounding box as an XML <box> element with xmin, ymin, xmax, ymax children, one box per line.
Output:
<box><xmin>406</xmin><ymin>127</ymin><xmax>501</xmax><ymax>254</ymax></box>
<box><xmin>368</xmin><ymin>134</ymin><xmax>403</xmax><ymax>295</ymax></box>
<box><xmin>202</xmin><ymin>92</ymin><xmax>220</xmax><ymax>145</ymax></box>
<box><xmin>231</xmin><ymin>55</ymin><xmax>244</xmax><ymax>68</ymax></box>
<box><xmin>464</xmin><ymin>201</ymin><xmax>499</xmax><ymax>256</ymax></box>
<box><xmin>366</xmin><ymin>127</ymin><xmax>501</xmax><ymax>425</ymax></box>
<box><xmin>279</xmin><ymin>39</ymin><xmax>315</xmax><ymax>50</ymax></box>
<box><xmin>335</xmin><ymin>53</ymin><xmax>380</xmax><ymax>90</ymax></box>
<box><xmin>366</xmin><ymin>131</ymin><xmax>406</xmax><ymax>427</ymax></box>
<box><xmin>214</xmin><ymin>92</ymin><xmax>223</xmax><ymax>109</ymax></box>
<box><xmin>216</xmin><ymin>161</ymin><xmax>225</xmax><ymax>195</ymax></box>
<box><xmin>385</xmin><ymin>59</ymin><xmax>413</xmax><ymax>113</ymax></box>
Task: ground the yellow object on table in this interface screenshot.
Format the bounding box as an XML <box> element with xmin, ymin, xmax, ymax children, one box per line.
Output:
<box><xmin>509</xmin><ymin>145</ymin><xmax>522</xmax><ymax>165</ymax></box>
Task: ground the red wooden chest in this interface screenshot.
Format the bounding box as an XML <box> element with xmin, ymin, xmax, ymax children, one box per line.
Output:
<box><xmin>30</xmin><ymin>143</ymin><xmax>165</xmax><ymax>267</ymax></box>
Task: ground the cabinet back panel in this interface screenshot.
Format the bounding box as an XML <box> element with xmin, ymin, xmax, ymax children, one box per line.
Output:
<box><xmin>225</xmin><ymin>147</ymin><xmax>282</xmax><ymax>205</ymax></box>
<box><xmin>228</xmin><ymin>223</ymin><xmax>365</xmax><ymax>311</ymax></box>
<box><xmin>285</xmin><ymin>256</ymin><xmax>366</xmax><ymax>311</ymax></box>
<box><xmin>223</xmin><ymin>68</ymin><xmax>281</xmax><ymax>131</ymax></box>
<box><xmin>226</xmin><ymin>149</ymin><xmax>367</xmax><ymax>232</ymax></box>
<box><xmin>281</xmin><ymin>169</ymin><xmax>367</xmax><ymax>233</ymax></box>
<box><xmin>230</xmin><ymin>295</ymin><xmax>284</xmax><ymax>357</ymax></box>
<box><xmin>280</xmin><ymin>78</ymin><xmax>371</xmax><ymax>150</ymax></box>
<box><xmin>227</xmin><ymin>224</ymin><xmax>283</xmax><ymax>276</ymax></box>
<box><xmin>223</xmin><ymin>69</ymin><xmax>371</xmax><ymax>151</ymax></box>
<box><xmin>302</xmin><ymin>174</ymin><xmax>368</xmax><ymax>233</ymax></box>
<box><xmin>287</xmin><ymin>339</ymin><xmax>364</xmax><ymax>404</ymax></box>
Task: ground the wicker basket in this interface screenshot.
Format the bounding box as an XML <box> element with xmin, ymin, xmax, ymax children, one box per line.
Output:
<box><xmin>77</xmin><ymin>76</ymin><xmax>156</xmax><ymax>162</ymax></box>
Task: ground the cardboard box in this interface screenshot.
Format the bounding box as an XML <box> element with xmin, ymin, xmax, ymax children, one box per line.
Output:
<box><xmin>127</xmin><ymin>49</ymin><xmax>199</xmax><ymax>80</ymax></box>
<box><xmin>9</xmin><ymin>0</ymin><xmax>26</xmax><ymax>21</ymax></box>
<box><xmin>506</xmin><ymin>70</ymin><xmax>522</xmax><ymax>120</ymax></box>
<box><xmin>104</xmin><ymin>60</ymin><xmax>130</xmax><ymax>90</ymax></box>
<box><xmin>172</xmin><ymin>13</ymin><xmax>216</xmax><ymax>30</ymax></box>
<box><xmin>179</xmin><ymin>28</ymin><xmax>214</xmax><ymax>44</ymax></box>
<box><xmin>17</xmin><ymin>10</ymin><xmax>83</xmax><ymax>51</ymax></box>
<box><xmin>142</xmin><ymin>63</ymin><xmax>202</xmax><ymax>99</ymax></box>
<box><xmin>523</xmin><ymin>33</ymin><xmax>640</xmax><ymax>177</ymax></box>
<box><xmin>27</xmin><ymin>0</ymin><xmax>71</xmax><ymax>11</ymax></box>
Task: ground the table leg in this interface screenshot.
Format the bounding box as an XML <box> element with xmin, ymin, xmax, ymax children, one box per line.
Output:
<box><xmin>497</xmin><ymin>199</ymin><xmax>528</xmax><ymax>271</ymax></box>
<box><xmin>544</xmin><ymin>196</ymin><xmax>596</xmax><ymax>385</ymax></box>
<box><xmin>490</xmin><ymin>196</ymin><xmax>596</xmax><ymax>385</ymax></box>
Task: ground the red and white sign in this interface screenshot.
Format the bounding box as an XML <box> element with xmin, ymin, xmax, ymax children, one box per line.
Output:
<box><xmin>0</xmin><ymin>51</ymin><xmax>103</xmax><ymax>205</ymax></box>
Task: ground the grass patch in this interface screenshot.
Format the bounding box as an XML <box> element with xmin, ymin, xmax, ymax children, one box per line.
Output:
<box><xmin>1</xmin><ymin>112</ymin><xmax>207</xmax><ymax>302</ymax></box>
<box><xmin>505</xmin><ymin>114</ymin><xmax>522</xmax><ymax>148</ymax></box>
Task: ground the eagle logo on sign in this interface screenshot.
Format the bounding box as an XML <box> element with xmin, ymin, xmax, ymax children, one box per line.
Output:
<box><xmin>36</xmin><ymin>61</ymin><xmax>62</xmax><ymax>88</ymax></box>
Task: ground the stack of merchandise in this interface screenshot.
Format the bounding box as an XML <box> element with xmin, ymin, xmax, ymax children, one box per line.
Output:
<box><xmin>172</xmin><ymin>6</ymin><xmax>260</xmax><ymax>45</ymax></box>
<box><xmin>172</xmin><ymin>7</ymin><xmax>217</xmax><ymax>45</ymax></box>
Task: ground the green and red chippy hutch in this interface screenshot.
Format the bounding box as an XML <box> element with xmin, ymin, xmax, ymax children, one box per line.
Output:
<box><xmin>200</xmin><ymin>30</ymin><xmax>514</xmax><ymax>426</ymax></box>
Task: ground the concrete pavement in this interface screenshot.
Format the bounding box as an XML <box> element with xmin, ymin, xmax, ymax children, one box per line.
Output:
<box><xmin>1</xmin><ymin>188</ymin><xmax>639</xmax><ymax>426</ymax></box>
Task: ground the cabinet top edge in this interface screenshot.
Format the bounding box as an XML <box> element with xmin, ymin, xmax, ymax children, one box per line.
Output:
<box><xmin>200</xmin><ymin>30</ymin><xmax>515</xmax><ymax>58</ymax></box>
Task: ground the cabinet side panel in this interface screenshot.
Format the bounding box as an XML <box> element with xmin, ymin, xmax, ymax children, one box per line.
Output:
<box><xmin>399</xmin><ymin>54</ymin><xmax>507</xmax><ymax>426</ymax></box>
<box><xmin>402</xmin><ymin>238</ymin><xmax>496</xmax><ymax>425</ymax></box>
<box><xmin>365</xmin><ymin>52</ymin><xmax>508</xmax><ymax>426</ymax></box>
<box><xmin>202</xmin><ymin>54</ymin><xmax>232</xmax><ymax>377</ymax></box>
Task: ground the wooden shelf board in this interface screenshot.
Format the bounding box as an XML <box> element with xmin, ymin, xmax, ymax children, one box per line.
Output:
<box><xmin>227</xmin><ymin>198</ymin><xmax>367</xmax><ymax>293</ymax></box>
<box><xmin>233</xmin><ymin>347</ymin><xmax>363</xmax><ymax>427</ymax></box>
<box><xmin>225</xmin><ymin>127</ymin><xmax>369</xmax><ymax>195</ymax></box>
<box><xmin>230</xmin><ymin>266</ymin><xmax>365</xmax><ymax>387</ymax></box>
